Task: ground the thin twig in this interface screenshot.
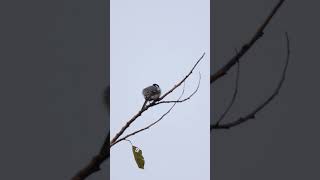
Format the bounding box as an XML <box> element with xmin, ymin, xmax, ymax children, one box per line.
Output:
<box><xmin>211</xmin><ymin>32</ymin><xmax>290</xmax><ymax>130</ymax></box>
<box><xmin>210</xmin><ymin>0</ymin><xmax>286</xmax><ymax>84</ymax></box>
<box><xmin>159</xmin><ymin>52</ymin><xmax>205</xmax><ymax>101</ymax></box>
<box><xmin>155</xmin><ymin>72</ymin><xmax>201</xmax><ymax>105</ymax></box>
<box><xmin>124</xmin><ymin>139</ymin><xmax>133</xmax><ymax>146</ymax></box>
<box><xmin>112</xmin><ymin>82</ymin><xmax>187</xmax><ymax>147</ymax></box>
<box><xmin>215</xmin><ymin>59</ymin><xmax>240</xmax><ymax>126</ymax></box>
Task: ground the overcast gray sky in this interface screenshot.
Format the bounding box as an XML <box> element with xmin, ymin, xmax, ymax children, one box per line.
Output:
<box><xmin>110</xmin><ymin>0</ymin><xmax>210</xmax><ymax>179</ymax></box>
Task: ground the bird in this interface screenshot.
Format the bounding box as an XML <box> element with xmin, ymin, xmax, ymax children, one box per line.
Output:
<box><xmin>142</xmin><ymin>84</ymin><xmax>161</xmax><ymax>101</ymax></box>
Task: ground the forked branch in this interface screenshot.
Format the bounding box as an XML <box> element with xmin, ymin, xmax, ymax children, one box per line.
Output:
<box><xmin>112</xmin><ymin>72</ymin><xmax>201</xmax><ymax>146</ymax></box>
<box><xmin>110</xmin><ymin>53</ymin><xmax>205</xmax><ymax>146</ymax></box>
<box><xmin>111</xmin><ymin>82</ymin><xmax>187</xmax><ymax>146</ymax></box>
<box><xmin>211</xmin><ymin>32</ymin><xmax>290</xmax><ymax>130</ymax></box>
<box><xmin>72</xmin><ymin>53</ymin><xmax>204</xmax><ymax>180</ymax></box>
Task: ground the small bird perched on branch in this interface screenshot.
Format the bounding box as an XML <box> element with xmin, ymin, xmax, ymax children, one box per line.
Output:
<box><xmin>142</xmin><ymin>84</ymin><xmax>161</xmax><ymax>101</ymax></box>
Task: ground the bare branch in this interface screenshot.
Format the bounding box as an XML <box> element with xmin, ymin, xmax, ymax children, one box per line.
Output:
<box><xmin>111</xmin><ymin>82</ymin><xmax>186</xmax><ymax>146</ymax></box>
<box><xmin>159</xmin><ymin>52</ymin><xmax>205</xmax><ymax>100</ymax></box>
<box><xmin>215</xmin><ymin>60</ymin><xmax>240</xmax><ymax>126</ymax></box>
<box><xmin>110</xmin><ymin>101</ymin><xmax>149</xmax><ymax>146</ymax></box>
<box><xmin>211</xmin><ymin>32</ymin><xmax>290</xmax><ymax>130</ymax></box>
<box><xmin>71</xmin><ymin>85</ymin><xmax>111</xmax><ymax>180</ymax></box>
<box><xmin>73</xmin><ymin>53</ymin><xmax>204</xmax><ymax>179</ymax></box>
<box><xmin>110</xmin><ymin>53</ymin><xmax>205</xmax><ymax>146</ymax></box>
<box><xmin>71</xmin><ymin>132</ymin><xmax>110</xmax><ymax>180</ymax></box>
<box><xmin>210</xmin><ymin>0</ymin><xmax>286</xmax><ymax>84</ymax></box>
<box><xmin>155</xmin><ymin>72</ymin><xmax>201</xmax><ymax>105</ymax></box>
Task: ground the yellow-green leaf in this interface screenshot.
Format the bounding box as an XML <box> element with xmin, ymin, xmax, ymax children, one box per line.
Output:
<box><xmin>132</xmin><ymin>146</ymin><xmax>145</xmax><ymax>169</ymax></box>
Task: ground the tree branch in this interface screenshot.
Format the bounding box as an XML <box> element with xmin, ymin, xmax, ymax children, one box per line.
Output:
<box><xmin>110</xmin><ymin>53</ymin><xmax>205</xmax><ymax>146</ymax></box>
<box><xmin>159</xmin><ymin>52</ymin><xmax>205</xmax><ymax>100</ymax></box>
<box><xmin>155</xmin><ymin>72</ymin><xmax>201</xmax><ymax>105</ymax></box>
<box><xmin>72</xmin><ymin>0</ymin><xmax>288</xmax><ymax>178</ymax></box>
<box><xmin>211</xmin><ymin>32</ymin><xmax>290</xmax><ymax>130</ymax></box>
<box><xmin>71</xmin><ymin>86</ymin><xmax>110</xmax><ymax>180</ymax></box>
<box><xmin>215</xmin><ymin>59</ymin><xmax>240</xmax><ymax>126</ymax></box>
<box><xmin>111</xmin><ymin>82</ymin><xmax>187</xmax><ymax>147</ymax></box>
<box><xmin>72</xmin><ymin>53</ymin><xmax>204</xmax><ymax>179</ymax></box>
<box><xmin>71</xmin><ymin>133</ymin><xmax>110</xmax><ymax>180</ymax></box>
<box><xmin>210</xmin><ymin>0</ymin><xmax>286</xmax><ymax>84</ymax></box>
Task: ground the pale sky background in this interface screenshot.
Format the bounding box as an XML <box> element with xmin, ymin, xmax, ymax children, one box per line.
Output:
<box><xmin>110</xmin><ymin>0</ymin><xmax>210</xmax><ymax>179</ymax></box>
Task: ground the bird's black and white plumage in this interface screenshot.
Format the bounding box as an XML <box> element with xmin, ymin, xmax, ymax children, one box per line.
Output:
<box><xmin>142</xmin><ymin>84</ymin><xmax>161</xmax><ymax>101</ymax></box>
